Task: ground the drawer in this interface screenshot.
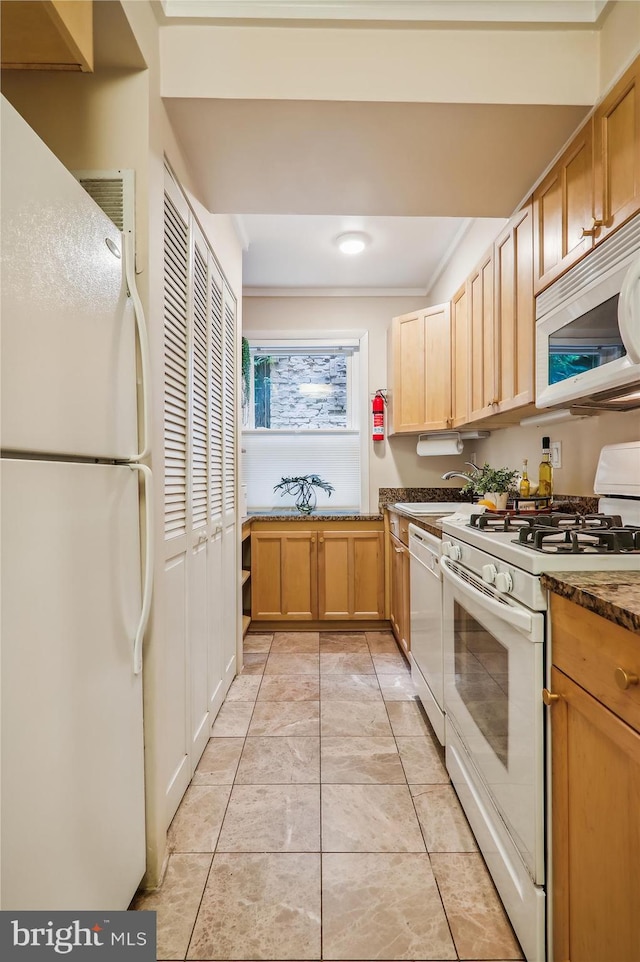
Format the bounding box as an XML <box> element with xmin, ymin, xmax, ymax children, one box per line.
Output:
<box><xmin>387</xmin><ymin>510</ymin><xmax>409</xmax><ymax>546</ymax></box>
<box><xmin>551</xmin><ymin>594</ymin><xmax>640</xmax><ymax>731</ymax></box>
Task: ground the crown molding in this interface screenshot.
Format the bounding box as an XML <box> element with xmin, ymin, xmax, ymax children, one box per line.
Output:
<box><xmin>242</xmin><ymin>286</ymin><xmax>429</xmax><ymax>298</ymax></box>
<box><xmin>160</xmin><ymin>1</ymin><xmax>610</xmax><ymax>26</ymax></box>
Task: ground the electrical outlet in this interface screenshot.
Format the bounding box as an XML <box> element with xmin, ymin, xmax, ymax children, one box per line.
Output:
<box><xmin>469</xmin><ymin>451</ymin><xmax>477</xmax><ymax>466</ymax></box>
<box><xmin>550</xmin><ymin>441</ymin><xmax>562</xmax><ymax>469</ymax></box>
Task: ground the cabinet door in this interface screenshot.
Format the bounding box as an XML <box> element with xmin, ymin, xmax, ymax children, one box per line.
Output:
<box><xmin>1</xmin><ymin>0</ymin><xmax>93</xmax><ymax>72</ymax></box>
<box><xmin>424</xmin><ymin>302</ymin><xmax>452</xmax><ymax>431</ymax></box>
<box><xmin>549</xmin><ymin>666</ymin><xmax>640</xmax><ymax>962</ymax></box>
<box><xmin>451</xmin><ymin>284</ymin><xmax>470</xmax><ymax>428</ymax></box>
<box><xmin>389</xmin><ymin>534</ymin><xmax>404</xmax><ymax>643</ymax></box>
<box><xmin>318</xmin><ymin>531</ymin><xmax>384</xmax><ymax>620</ymax></box>
<box><xmin>594</xmin><ymin>56</ymin><xmax>640</xmax><ymax>243</ymax></box>
<box><xmin>401</xmin><ymin>544</ymin><xmax>411</xmax><ymax>655</ymax></box>
<box><xmin>388</xmin><ymin>311</ymin><xmax>426</xmax><ymax>433</ymax></box>
<box><xmin>494</xmin><ymin>203</ymin><xmax>534</xmax><ymax>413</ymax></box>
<box><xmin>533</xmin><ymin>121</ymin><xmax>594</xmax><ymax>293</ymax></box>
<box><xmin>468</xmin><ymin>251</ymin><xmax>495</xmax><ymax>422</ymax></box>
<box><xmin>251</xmin><ymin>531</ymin><xmax>317</xmax><ymax>620</ymax></box>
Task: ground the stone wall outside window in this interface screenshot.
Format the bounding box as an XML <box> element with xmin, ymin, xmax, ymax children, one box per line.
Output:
<box><xmin>256</xmin><ymin>354</ymin><xmax>347</xmax><ymax>428</ymax></box>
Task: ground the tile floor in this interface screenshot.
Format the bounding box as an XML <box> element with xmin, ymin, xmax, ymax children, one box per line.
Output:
<box><xmin>133</xmin><ymin>629</ymin><xmax>524</xmax><ymax>962</ymax></box>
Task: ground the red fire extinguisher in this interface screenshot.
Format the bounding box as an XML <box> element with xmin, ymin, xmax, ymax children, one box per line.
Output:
<box><xmin>372</xmin><ymin>390</ymin><xmax>386</xmax><ymax>441</ymax></box>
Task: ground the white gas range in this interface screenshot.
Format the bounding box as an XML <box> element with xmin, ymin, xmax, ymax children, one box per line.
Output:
<box><xmin>438</xmin><ymin>441</ymin><xmax>640</xmax><ymax>962</ymax></box>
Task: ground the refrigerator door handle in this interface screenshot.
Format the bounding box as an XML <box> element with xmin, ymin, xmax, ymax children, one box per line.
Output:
<box><xmin>128</xmin><ymin>463</ymin><xmax>154</xmax><ymax>675</ymax></box>
<box><xmin>123</xmin><ymin>231</ymin><xmax>152</xmax><ymax>461</ymax></box>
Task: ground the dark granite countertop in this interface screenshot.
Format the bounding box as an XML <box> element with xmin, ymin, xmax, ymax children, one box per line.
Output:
<box><xmin>541</xmin><ymin>572</ymin><xmax>640</xmax><ymax>635</ymax></box>
<box><xmin>246</xmin><ymin>509</ymin><xmax>383</xmax><ymax>522</ymax></box>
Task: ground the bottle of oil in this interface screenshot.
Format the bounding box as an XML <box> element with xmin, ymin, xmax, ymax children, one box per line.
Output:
<box><xmin>538</xmin><ymin>436</ymin><xmax>553</xmax><ymax>498</ymax></box>
<box><xmin>519</xmin><ymin>459</ymin><xmax>531</xmax><ymax>498</ymax></box>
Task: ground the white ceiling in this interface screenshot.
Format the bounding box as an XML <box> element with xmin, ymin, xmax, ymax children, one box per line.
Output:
<box><xmin>236</xmin><ymin>214</ymin><xmax>493</xmax><ymax>293</ymax></box>
<box><xmin>158</xmin><ymin>0</ymin><xmax>603</xmax><ymax>294</ymax></box>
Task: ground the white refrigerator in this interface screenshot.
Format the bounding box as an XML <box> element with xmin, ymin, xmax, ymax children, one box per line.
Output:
<box><xmin>1</xmin><ymin>97</ymin><xmax>152</xmax><ymax>910</ymax></box>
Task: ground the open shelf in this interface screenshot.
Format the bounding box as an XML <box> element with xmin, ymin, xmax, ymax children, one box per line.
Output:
<box><xmin>242</xmin><ymin>614</ymin><xmax>251</xmax><ymax>637</ymax></box>
<box><xmin>242</xmin><ymin>569</ymin><xmax>251</xmax><ymax>586</ymax></box>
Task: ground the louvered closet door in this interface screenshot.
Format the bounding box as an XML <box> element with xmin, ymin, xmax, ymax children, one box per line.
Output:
<box><xmin>189</xmin><ymin>223</ymin><xmax>211</xmax><ymax>766</ymax></box>
<box><xmin>209</xmin><ymin>265</ymin><xmax>224</xmax><ymax>527</ymax></box>
<box><xmin>162</xmin><ymin>170</ymin><xmax>190</xmax><ymax>819</ymax></box>
<box><xmin>207</xmin><ymin>259</ymin><xmax>225</xmax><ymax>716</ymax></box>
<box><xmin>221</xmin><ymin>283</ymin><xmax>238</xmax><ymax>682</ymax></box>
<box><xmin>222</xmin><ymin>285</ymin><xmax>237</xmax><ymax>522</ymax></box>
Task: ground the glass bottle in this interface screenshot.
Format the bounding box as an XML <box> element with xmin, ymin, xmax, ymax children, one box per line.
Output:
<box><xmin>519</xmin><ymin>459</ymin><xmax>531</xmax><ymax>498</ymax></box>
<box><xmin>538</xmin><ymin>436</ymin><xmax>553</xmax><ymax>497</ymax></box>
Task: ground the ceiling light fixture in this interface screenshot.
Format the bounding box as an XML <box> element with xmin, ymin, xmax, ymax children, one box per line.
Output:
<box><xmin>335</xmin><ymin>231</ymin><xmax>370</xmax><ymax>255</ymax></box>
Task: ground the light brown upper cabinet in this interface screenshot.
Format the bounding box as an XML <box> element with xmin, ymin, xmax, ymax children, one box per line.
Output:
<box><xmin>533</xmin><ymin>120</ymin><xmax>594</xmax><ymax>294</ymax></box>
<box><xmin>450</xmin><ymin>285</ymin><xmax>470</xmax><ymax>427</ymax></box>
<box><xmin>1</xmin><ymin>0</ymin><xmax>94</xmax><ymax>72</ymax></box>
<box><xmin>593</xmin><ymin>56</ymin><xmax>640</xmax><ymax>244</ymax></box>
<box><xmin>493</xmin><ymin>203</ymin><xmax>535</xmax><ymax>414</ymax></box>
<box><xmin>387</xmin><ymin>303</ymin><xmax>451</xmax><ymax>434</ymax></box>
<box><xmin>468</xmin><ymin>251</ymin><xmax>496</xmax><ymax>422</ymax></box>
<box><xmin>533</xmin><ymin>52</ymin><xmax>640</xmax><ymax>294</ymax></box>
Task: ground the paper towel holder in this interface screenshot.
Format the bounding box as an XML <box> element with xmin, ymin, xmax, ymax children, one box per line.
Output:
<box><xmin>417</xmin><ymin>430</ymin><xmax>491</xmax><ymax>444</ymax></box>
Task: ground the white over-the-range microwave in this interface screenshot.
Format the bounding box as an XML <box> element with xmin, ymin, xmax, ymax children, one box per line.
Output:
<box><xmin>535</xmin><ymin>211</ymin><xmax>640</xmax><ymax>411</ymax></box>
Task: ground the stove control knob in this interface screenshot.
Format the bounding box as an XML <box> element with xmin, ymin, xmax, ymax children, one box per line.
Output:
<box><xmin>482</xmin><ymin>564</ymin><xmax>498</xmax><ymax>584</ymax></box>
<box><xmin>444</xmin><ymin>542</ymin><xmax>461</xmax><ymax>561</ymax></box>
<box><xmin>495</xmin><ymin>571</ymin><xmax>513</xmax><ymax>594</ymax></box>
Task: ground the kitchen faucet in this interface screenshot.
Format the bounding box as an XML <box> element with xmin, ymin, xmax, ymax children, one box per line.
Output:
<box><xmin>441</xmin><ymin>471</ymin><xmax>473</xmax><ymax>482</ymax></box>
<box><xmin>441</xmin><ymin>461</ymin><xmax>479</xmax><ymax>484</ymax></box>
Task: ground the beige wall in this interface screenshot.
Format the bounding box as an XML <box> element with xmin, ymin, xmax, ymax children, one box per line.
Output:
<box><xmin>160</xmin><ymin>23</ymin><xmax>598</xmax><ymax>105</ymax></box>
<box><xmin>599</xmin><ymin>1</ymin><xmax>640</xmax><ymax>93</ymax></box>
<box><xmin>243</xmin><ymin>295</ymin><xmax>479</xmax><ymax>508</ymax></box>
<box><xmin>472</xmin><ymin>410</ymin><xmax>640</xmax><ymax>497</ymax></box>
<box><xmin>426</xmin><ymin>218</ymin><xmax>508</xmax><ymax>303</ymax></box>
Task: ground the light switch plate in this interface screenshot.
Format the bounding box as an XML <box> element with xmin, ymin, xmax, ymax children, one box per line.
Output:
<box><xmin>550</xmin><ymin>441</ymin><xmax>562</xmax><ymax>468</ymax></box>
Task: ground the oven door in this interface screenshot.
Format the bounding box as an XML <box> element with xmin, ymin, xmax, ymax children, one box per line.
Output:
<box><xmin>441</xmin><ymin>555</ymin><xmax>545</xmax><ymax>882</ymax></box>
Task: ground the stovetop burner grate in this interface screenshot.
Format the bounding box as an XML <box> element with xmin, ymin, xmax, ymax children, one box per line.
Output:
<box><xmin>513</xmin><ymin>522</ymin><xmax>640</xmax><ymax>554</ymax></box>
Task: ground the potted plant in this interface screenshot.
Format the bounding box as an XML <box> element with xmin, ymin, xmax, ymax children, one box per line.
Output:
<box><xmin>273</xmin><ymin>475</ymin><xmax>335</xmax><ymax>514</ymax></box>
<box><xmin>461</xmin><ymin>463</ymin><xmax>519</xmax><ymax>510</ymax></box>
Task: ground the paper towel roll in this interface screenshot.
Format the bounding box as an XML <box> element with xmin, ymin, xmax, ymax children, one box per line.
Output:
<box><xmin>416</xmin><ymin>436</ymin><xmax>464</xmax><ymax>457</ymax></box>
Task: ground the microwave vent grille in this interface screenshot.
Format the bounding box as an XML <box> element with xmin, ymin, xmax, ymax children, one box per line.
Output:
<box><xmin>536</xmin><ymin>211</ymin><xmax>640</xmax><ymax>320</ymax></box>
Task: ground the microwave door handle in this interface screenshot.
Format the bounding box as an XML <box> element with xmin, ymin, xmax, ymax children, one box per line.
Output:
<box><xmin>618</xmin><ymin>253</ymin><xmax>640</xmax><ymax>363</ymax></box>
<box><xmin>440</xmin><ymin>556</ymin><xmax>533</xmax><ymax>634</ymax></box>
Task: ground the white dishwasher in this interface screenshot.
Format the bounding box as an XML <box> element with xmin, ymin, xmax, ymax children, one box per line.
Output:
<box><xmin>408</xmin><ymin>523</ymin><xmax>445</xmax><ymax>745</ymax></box>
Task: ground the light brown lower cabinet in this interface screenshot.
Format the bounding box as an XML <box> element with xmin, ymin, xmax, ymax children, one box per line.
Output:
<box><xmin>389</xmin><ymin>532</ymin><xmax>410</xmax><ymax>655</ymax></box>
<box><xmin>251</xmin><ymin>530</ymin><xmax>318</xmax><ymax>620</ymax></box>
<box><xmin>251</xmin><ymin>523</ymin><xmax>384</xmax><ymax>622</ymax></box>
<box><xmin>318</xmin><ymin>530</ymin><xmax>384</xmax><ymax>619</ymax></box>
<box><xmin>547</xmin><ymin>595</ymin><xmax>640</xmax><ymax>962</ymax></box>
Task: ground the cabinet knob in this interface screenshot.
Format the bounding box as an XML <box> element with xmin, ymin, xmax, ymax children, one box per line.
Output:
<box><xmin>614</xmin><ymin>667</ymin><xmax>639</xmax><ymax>690</ymax></box>
<box><xmin>581</xmin><ymin>217</ymin><xmax>604</xmax><ymax>237</ymax></box>
<box><xmin>310</xmin><ymin>537</ymin><xmax>316</xmax><ymax>543</ymax></box>
<box><xmin>319</xmin><ymin>537</ymin><xmax>324</xmax><ymax>543</ymax></box>
<box><xmin>542</xmin><ymin>688</ymin><xmax>559</xmax><ymax>706</ymax></box>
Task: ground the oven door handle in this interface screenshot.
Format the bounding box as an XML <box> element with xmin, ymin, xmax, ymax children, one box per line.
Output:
<box><xmin>440</xmin><ymin>556</ymin><xmax>533</xmax><ymax>634</ymax></box>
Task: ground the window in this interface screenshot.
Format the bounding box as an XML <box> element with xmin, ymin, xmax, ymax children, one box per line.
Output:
<box><xmin>242</xmin><ymin>337</ymin><xmax>364</xmax><ymax>511</ymax></box>
<box><xmin>247</xmin><ymin>346</ymin><xmax>356</xmax><ymax>430</ymax></box>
